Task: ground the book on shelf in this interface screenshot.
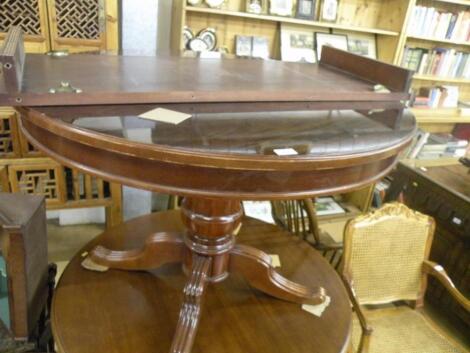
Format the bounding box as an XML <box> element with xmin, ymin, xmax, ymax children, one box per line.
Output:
<box><xmin>402</xmin><ymin>46</ymin><xmax>470</xmax><ymax>79</ymax></box>
<box><xmin>413</xmin><ymin>85</ymin><xmax>459</xmax><ymax>108</ymax></box>
<box><xmin>315</xmin><ymin>197</ymin><xmax>345</xmax><ymax>216</ymax></box>
<box><xmin>406</xmin><ymin>132</ymin><xmax>468</xmax><ymax>160</ymax></box>
<box><xmin>408</xmin><ymin>6</ymin><xmax>470</xmax><ymax>42</ymax></box>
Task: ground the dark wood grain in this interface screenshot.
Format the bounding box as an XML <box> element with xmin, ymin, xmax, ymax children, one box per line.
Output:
<box><xmin>0</xmin><ymin>49</ymin><xmax>411</xmax><ymax>106</ymax></box>
<box><xmin>0</xmin><ymin>27</ymin><xmax>25</xmax><ymax>93</ymax></box>
<box><xmin>52</xmin><ymin>211</ymin><xmax>352</xmax><ymax>353</ymax></box>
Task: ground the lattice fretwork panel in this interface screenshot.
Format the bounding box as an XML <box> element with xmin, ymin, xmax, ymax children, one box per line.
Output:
<box><xmin>0</xmin><ymin>0</ymin><xmax>42</xmax><ymax>35</ymax></box>
<box><xmin>54</xmin><ymin>0</ymin><xmax>102</xmax><ymax>40</ymax></box>
<box><xmin>0</xmin><ymin>114</ymin><xmax>21</xmax><ymax>158</ymax></box>
<box><xmin>8</xmin><ymin>163</ymin><xmax>65</xmax><ymax>205</ymax></box>
<box><xmin>64</xmin><ymin>167</ymin><xmax>110</xmax><ymax>201</ymax></box>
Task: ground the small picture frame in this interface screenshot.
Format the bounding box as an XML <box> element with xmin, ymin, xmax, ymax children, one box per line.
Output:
<box><xmin>347</xmin><ymin>33</ymin><xmax>377</xmax><ymax>59</ymax></box>
<box><xmin>296</xmin><ymin>0</ymin><xmax>316</xmax><ymax>20</ymax></box>
<box><xmin>280</xmin><ymin>24</ymin><xmax>316</xmax><ymax>63</ymax></box>
<box><xmin>269</xmin><ymin>0</ymin><xmax>294</xmax><ymax>17</ymax></box>
<box><xmin>320</xmin><ymin>0</ymin><xmax>338</xmax><ymax>22</ymax></box>
<box><xmin>315</xmin><ymin>32</ymin><xmax>347</xmax><ymax>61</ymax></box>
<box><xmin>251</xmin><ymin>36</ymin><xmax>270</xmax><ymax>59</ymax></box>
<box><xmin>236</xmin><ymin>35</ymin><xmax>252</xmax><ymax>57</ymax></box>
<box><xmin>246</xmin><ymin>0</ymin><xmax>266</xmax><ymax>14</ymax></box>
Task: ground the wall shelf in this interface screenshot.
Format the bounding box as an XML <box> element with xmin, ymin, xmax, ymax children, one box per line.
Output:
<box><xmin>412</xmin><ymin>108</ymin><xmax>470</xmax><ymax>123</ymax></box>
<box><xmin>413</xmin><ymin>74</ymin><xmax>470</xmax><ymax>83</ymax></box>
<box><xmin>433</xmin><ymin>0</ymin><xmax>470</xmax><ymax>6</ymax></box>
<box><xmin>407</xmin><ymin>35</ymin><xmax>470</xmax><ymax>47</ymax></box>
<box><xmin>186</xmin><ymin>6</ymin><xmax>400</xmax><ymax>36</ymax></box>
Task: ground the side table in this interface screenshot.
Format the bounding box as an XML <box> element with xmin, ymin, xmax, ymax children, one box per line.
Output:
<box><xmin>52</xmin><ymin>211</ymin><xmax>352</xmax><ymax>353</ymax></box>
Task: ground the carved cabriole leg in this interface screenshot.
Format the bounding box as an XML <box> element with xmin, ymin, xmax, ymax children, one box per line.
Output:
<box><xmin>90</xmin><ymin>232</ymin><xmax>185</xmax><ymax>270</ymax></box>
<box><xmin>170</xmin><ymin>254</ymin><xmax>212</xmax><ymax>353</ymax></box>
<box><xmin>229</xmin><ymin>244</ymin><xmax>327</xmax><ymax>305</ymax></box>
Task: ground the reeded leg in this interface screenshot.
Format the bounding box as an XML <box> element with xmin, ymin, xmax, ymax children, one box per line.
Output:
<box><xmin>90</xmin><ymin>232</ymin><xmax>185</xmax><ymax>270</ymax></box>
<box><xmin>170</xmin><ymin>254</ymin><xmax>212</xmax><ymax>353</ymax></box>
<box><xmin>229</xmin><ymin>244</ymin><xmax>326</xmax><ymax>305</ymax></box>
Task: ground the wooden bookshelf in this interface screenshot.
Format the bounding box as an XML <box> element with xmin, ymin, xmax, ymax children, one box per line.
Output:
<box><xmin>413</xmin><ymin>75</ymin><xmax>470</xmax><ymax>83</ymax></box>
<box><xmin>186</xmin><ymin>6</ymin><xmax>399</xmax><ymax>36</ymax></box>
<box><xmin>412</xmin><ymin>108</ymin><xmax>470</xmax><ymax>123</ymax></box>
<box><xmin>434</xmin><ymin>0</ymin><xmax>470</xmax><ymax>5</ymax></box>
<box><xmin>406</xmin><ymin>35</ymin><xmax>470</xmax><ymax>47</ymax></box>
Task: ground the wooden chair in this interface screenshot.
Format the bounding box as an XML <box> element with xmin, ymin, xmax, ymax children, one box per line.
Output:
<box><xmin>271</xmin><ymin>198</ymin><xmax>343</xmax><ymax>268</ymax></box>
<box><xmin>340</xmin><ymin>202</ymin><xmax>470</xmax><ymax>353</ymax></box>
<box><xmin>0</xmin><ymin>193</ymin><xmax>56</xmax><ymax>352</ymax></box>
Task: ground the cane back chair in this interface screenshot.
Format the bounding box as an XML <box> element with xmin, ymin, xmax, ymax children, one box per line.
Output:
<box><xmin>271</xmin><ymin>198</ymin><xmax>343</xmax><ymax>268</ymax></box>
<box><xmin>340</xmin><ymin>202</ymin><xmax>470</xmax><ymax>353</ymax></box>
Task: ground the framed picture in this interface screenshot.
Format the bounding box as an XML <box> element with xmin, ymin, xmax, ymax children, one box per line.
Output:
<box><xmin>347</xmin><ymin>33</ymin><xmax>377</xmax><ymax>59</ymax></box>
<box><xmin>246</xmin><ymin>0</ymin><xmax>266</xmax><ymax>14</ymax></box>
<box><xmin>315</xmin><ymin>32</ymin><xmax>347</xmax><ymax>60</ymax></box>
<box><xmin>296</xmin><ymin>0</ymin><xmax>316</xmax><ymax>20</ymax></box>
<box><xmin>251</xmin><ymin>36</ymin><xmax>270</xmax><ymax>59</ymax></box>
<box><xmin>280</xmin><ymin>25</ymin><xmax>316</xmax><ymax>63</ymax></box>
<box><xmin>269</xmin><ymin>0</ymin><xmax>293</xmax><ymax>17</ymax></box>
<box><xmin>236</xmin><ymin>35</ymin><xmax>252</xmax><ymax>57</ymax></box>
<box><xmin>320</xmin><ymin>0</ymin><xmax>338</xmax><ymax>22</ymax></box>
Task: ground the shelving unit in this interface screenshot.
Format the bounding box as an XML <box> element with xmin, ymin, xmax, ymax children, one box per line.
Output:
<box><xmin>172</xmin><ymin>0</ymin><xmax>409</xmax><ymax>62</ymax></box>
<box><xmin>185</xmin><ymin>6</ymin><xmax>400</xmax><ymax>36</ymax></box>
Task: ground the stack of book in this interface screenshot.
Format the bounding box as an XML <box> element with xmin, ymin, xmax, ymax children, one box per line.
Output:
<box><xmin>408</xmin><ymin>6</ymin><xmax>470</xmax><ymax>42</ymax></box>
<box><xmin>405</xmin><ymin>131</ymin><xmax>468</xmax><ymax>160</ymax></box>
<box><xmin>401</xmin><ymin>47</ymin><xmax>470</xmax><ymax>78</ymax></box>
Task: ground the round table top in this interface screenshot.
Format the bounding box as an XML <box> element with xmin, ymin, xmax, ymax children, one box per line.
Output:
<box><xmin>21</xmin><ymin>106</ymin><xmax>415</xmax><ymax>199</ymax></box>
<box><xmin>52</xmin><ymin>211</ymin><xmax>352</xmax><ymax>353</ymax></box>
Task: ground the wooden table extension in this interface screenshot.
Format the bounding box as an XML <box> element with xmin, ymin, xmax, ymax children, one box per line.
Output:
<box><xmin>1</xmin><ymin>27</ymin><xmax>416</xmax><ymax>353</ymax></box>
<box><xmin>53</xmin><ymin>211</ymin><xmax>352</xmax><ymax>353</ymax></box>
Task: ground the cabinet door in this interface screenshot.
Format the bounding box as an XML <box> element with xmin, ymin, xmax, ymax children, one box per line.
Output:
<box><xmin>0</xmin><ymin>0</ymin><xmax>50</xmax><ymax>53</ymax></box>
<box><xmin>46</xmin><ymin>0</ymin><xmax>118</xmax><ymax>53</ymax></box>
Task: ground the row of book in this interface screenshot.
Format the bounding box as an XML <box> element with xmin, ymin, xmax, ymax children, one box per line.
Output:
<box><xmin>408</xmin><ymin>6</ymin><xmax>470</xmax><ymax>42</ymax></box>
<box><xmin>404</xmin><ymin>131</ymin><xmax>468</xmax><ymax>160</ymax></box>
<box><xmin>413</xmin><ymin>85</ymin><xmax>459</xmax><ymax>108</ymax></box>
<box><xmin>401</xmin><ymin>47</ymin><xmax>470</xmax><ymax>78</ymax></box>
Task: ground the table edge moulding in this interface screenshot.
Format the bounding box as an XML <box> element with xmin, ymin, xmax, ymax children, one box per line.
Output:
<box><xmin>0</xmin><ymin>27</ymin><xmax>416</xmax><ymax>353</ymax></box>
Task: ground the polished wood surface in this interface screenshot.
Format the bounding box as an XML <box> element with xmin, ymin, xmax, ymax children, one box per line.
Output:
<box><xmin>52</xmin><ymin>211</ymin><xmax>352</xmax><ymax>353</ymax></box>
<box><xmin>0</xmin><ymin>42</ymin><xmax>412</xmax><ymax>106</ymax></box>
<box><xmin>19</xmin><ymin>106</ymin><xmax>415</xmax><ymax>200</ymax></box>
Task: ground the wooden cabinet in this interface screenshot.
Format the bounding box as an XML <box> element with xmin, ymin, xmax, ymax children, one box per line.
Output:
<box><xmin>390</xmin><ymin>162</ymin><xmax>470</xmax><ymax>330</ymax></box>
<box><xmin>0</xmin><ymin>0</ymin><xmax>118</xmax><ymax>54</ymax></box>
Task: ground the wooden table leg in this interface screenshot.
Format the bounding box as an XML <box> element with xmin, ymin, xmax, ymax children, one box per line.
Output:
<box><xmin>90</xmin><ymin>232</ymin><xmax>185</xmax><ymax>270</ymax></box>
<box><xmin>170</xmin><ymin>254</ymin><xmax>212</xmax><ymax>353</ymax></box>
<box><xmin>229</xmin><ymin>244</ymin><xmax>326</xmax><ymax>305</ymax></box>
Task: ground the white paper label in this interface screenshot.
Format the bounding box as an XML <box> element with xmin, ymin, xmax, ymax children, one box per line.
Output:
<box><xmin>273</xmin><ymin>148</ymin><xmax>298</xmax><ymax>156</ymax></box>
<box><xmin>138</xmin><ymin>108</ymin><xmax>191</xmax><ymax>125</ymax></box>
<box><xmin>302</xmin><ymin>295</ymin><xmax>331</xmax><ymax>317</ymax></box>
<box><xmin>269</xmin><ymin>254</ymin><xmax>281</xmax><ymax>267</ymax></box>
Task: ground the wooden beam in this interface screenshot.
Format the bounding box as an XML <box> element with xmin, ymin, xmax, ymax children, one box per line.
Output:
<box><xmin>0</xmin><ymin>27</ymin><xmax>25</xmax><ymax>92</ymax></box>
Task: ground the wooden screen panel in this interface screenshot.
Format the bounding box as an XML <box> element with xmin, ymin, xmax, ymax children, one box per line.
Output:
<box><xmin>65</xmin><ymin>167</ymin><xmax>110</xmax><ymax>202</ymax></box>
<box><xmin>0</xmin><ymin>0</ymin><xmax>49</xmax><ymax>53</ymax></box>
<box><xmin>8</xmin><ymin>162</ymin><xmax>66</xmax><ymax>206</ymax></box>
<box><xmin>0</xmin><ymin>109</ymin><xmax>21</xmax><ymax>158</ymax></box>
<box><xmin>47</xmin><ymin>0</ymin><xmax>118</xmax><ymax>53</ymax></box>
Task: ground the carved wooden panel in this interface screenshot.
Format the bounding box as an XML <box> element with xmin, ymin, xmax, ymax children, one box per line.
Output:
<box><xmin>8</xmin><ymin>162</ymin><xmax>66</xmax><ymax>206</ymax></box>
<box><xmin>65</xmin><ymin>168</ymin><xmax>111</xmax><ymax>201</ymax></box>
<box><xmin>47</xmin><ymin>0</ymin><xmax>119</xmax><ymax>53</ymax></box>
<box><xmin>54</xmin><ymin>0</ymin><xmax>102</xmax><ymax>40</ymax></box>
<box><xmin>0</xmin><ymin>0</ymin><xmax>42</xmax><ymax>35</ymax></box>
<box><xmin>0</xmin><ymin>110</ymin><xmax>21</xmax><ymax>158</ymax></box>
<box><xmin>18</xmin><ymin>128</ymin><xmax>44</xmax><ymax>157</ymax></box>
<box><xmin>0</xmin><ymin>0</ymin><xmax>49</xmax><ymax>53</ymax></box>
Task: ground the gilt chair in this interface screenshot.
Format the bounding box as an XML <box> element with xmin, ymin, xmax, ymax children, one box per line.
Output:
<box><xmin>271</xmin><ymin>198</ymin><xmax>343</xmax><ymax>268</ymax></box>
<box><xmin>340</xmin><ymin>202</ymin><xmax>470</xmax><ymax>353</ymax></box>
